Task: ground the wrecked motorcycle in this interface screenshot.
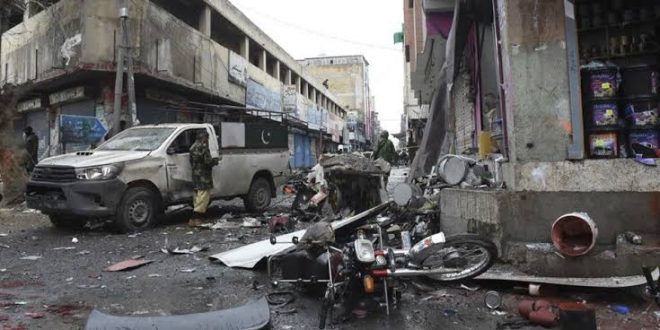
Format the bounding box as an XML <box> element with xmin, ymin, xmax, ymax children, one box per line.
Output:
<box><xmin>268</xmin><ymin>219</ymin><xmax>497</xmax><ymax>329</ymax></box>
<box><xmin>283</xmin><ymin>175</ymin><xmax>338</xmax><ymax>222</ymax></box>
<box><xmin>643</xmin><ymin>266</ymin><xmax>660</xmax><ymax>307</ymax></box>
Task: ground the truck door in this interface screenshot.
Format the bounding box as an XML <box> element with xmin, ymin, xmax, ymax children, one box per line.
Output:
<box><xmin>165</xmin><ymin>128</ymin><xmax>206</xmax><ymax>202</ymax></box>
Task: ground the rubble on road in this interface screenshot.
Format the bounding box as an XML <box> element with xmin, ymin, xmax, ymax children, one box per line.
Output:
<box><xmin>161</xmin><ymin>246</ymin><xmax>208</xmax><ymax>255</ymax></box>
<box><xmin>19</xmin><ymin>256</ymin><xmax>41</xmax><ymax>261</ymax></box>
<box><xmin>241</xmin><ymin>217</ymin><xmax>261</xmax><ymax>228</ymax></box>
<box><xmin>104</xmin><ymin>259</ymin><xmax>153</xmax><ymax>272</ymax></box>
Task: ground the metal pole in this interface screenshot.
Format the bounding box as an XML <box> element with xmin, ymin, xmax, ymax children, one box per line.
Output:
<box><xmin>124</xmin><ymin>0</ymin><xmax>137</xmax><ymax>127</ymax></box>
<box><xmin>111</xmin><ymin>0</ymin><xmax>128</xmax><ymax>136</ymax></box>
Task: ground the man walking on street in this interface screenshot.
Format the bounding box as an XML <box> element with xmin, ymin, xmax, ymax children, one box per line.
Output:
<box><xmin>372</xmin><ymin>130</ymin><xmax>395</xmax><ymax>164</ymax></box>
<box><xmin>189</xmin><ymin>131</ymin><xmax>220</xmax><ymax>227</ymax></box>
<box><xmin>24</xmin><ymin>126</ymin><xmax>39</xmax><ymax>173</ymax></box>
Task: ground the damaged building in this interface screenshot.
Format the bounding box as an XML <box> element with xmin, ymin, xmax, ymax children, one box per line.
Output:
<box><xmin>299</xmin><ymin>55</ymin><xmax>378</xmax><ymax>151</ymax></box>
<box><xmin>408</xmin><ymin>0</ymin><xmax>659</xmax><ymax>277</ymax></box>
<box><xmin>0</xmin><ymin>0</ymin><xmax>348</xmax><ymax>169</ymax></box>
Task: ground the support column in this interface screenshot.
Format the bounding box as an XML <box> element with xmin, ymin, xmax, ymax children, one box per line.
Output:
<box><xmin>295</xmin><ymin>76</ymin><xmax>301</xmax><ymax>92</ymax></box>
<box><xmin>23</xmin><ymin>0</ymin><xmax>37</xmax><ymax>21</ymax></box>
<box><xmin>303</xmin><ymin>82</ymin><xmax>308</xmax><ymax>99</ymax></box>
<box><xmin>240</xmin><ymin>36</ymin><xmax>249</xmax><ymax>58</ymax></box>
<box><xmin>274</xmin><ymin>60</ymin><xmax>280</xmax><ymax>81</ymax></box>
<box><xmin>285</xmin><ymin>70</ymin><xmax>292</xmax><ymax>85</ymax></box>
<box><xmin>259</xmin><ymin>50</ymin><xmax>267</xmax><ymax>71</ymax></box>
<box><xmin>199</xmin><ymin>5</ymin><xmax>211</xmax><ymax>37</ymax></box>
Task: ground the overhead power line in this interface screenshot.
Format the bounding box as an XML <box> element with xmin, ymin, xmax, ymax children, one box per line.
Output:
<box><xmin>235</xmin><ymin>3</ymin><xmax>402</xmax><ymax>53</ymax></box>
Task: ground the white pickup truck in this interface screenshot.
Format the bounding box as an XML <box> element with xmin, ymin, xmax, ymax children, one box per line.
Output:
<box><xmin>26</xmin><ymin>123</ymin><xmax>290</xmax><ymax>232</ymax></box>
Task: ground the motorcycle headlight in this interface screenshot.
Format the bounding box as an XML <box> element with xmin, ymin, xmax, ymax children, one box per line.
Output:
<box><xmin>354</xmin><ymin>238</ymin><xmax>375</xmax><ymax>263</ymax></box>
<box><xmin>76</xmin><ymin>163</ymin><xmax>124</xmax><ymax>181</ymax></box>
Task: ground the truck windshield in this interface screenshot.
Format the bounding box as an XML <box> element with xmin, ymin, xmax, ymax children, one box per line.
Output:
<box><xmin>97</xmin><ymin>127</ymin><xmax>176</xmax><ymax>151</ymax></box>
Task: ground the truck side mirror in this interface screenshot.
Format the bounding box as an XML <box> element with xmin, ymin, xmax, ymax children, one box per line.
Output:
<box><xmin>166</xmin><ymin>147</ymin><xmax>176</xmax><ymax>155</ymax></box>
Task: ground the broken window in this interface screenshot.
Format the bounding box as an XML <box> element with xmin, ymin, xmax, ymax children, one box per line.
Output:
<box><xmin>150</xmin><ymin>0</ymin><xmax>204</xmax><ymax>31</ymax></box>
<box><xmin>168</xmin><ymin>128</ymin><xmax>207</xmax><ymax>154</ymax></box>
<box><xmin>211</xmin><ymin>11</ymin><xmax>243</xmax><ymax>54</ymax></box>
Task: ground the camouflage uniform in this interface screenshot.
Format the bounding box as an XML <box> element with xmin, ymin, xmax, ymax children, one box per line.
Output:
<box><xmin>373</xmin><ymin>137</ymin><xmax>396</xmax><ymax>164</ymax></box>
<box><xmin>189</xmin><ymin>140</ymin><xmax>218</xmax><ymax>190</ymax></box>
<box><xmin>189</xmin><ymin>139</ymin><xmax>219</xmax><ymax>220</ymax></box>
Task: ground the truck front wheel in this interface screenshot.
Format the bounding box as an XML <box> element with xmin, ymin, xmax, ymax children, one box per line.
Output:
<box><xmin>244</xmin><ymin>177</ymin><xmax>272</xmax><ymax>212</ymax></box>
<box><xmin>114</xmin><ymin>187</ymin><xmax>159</xmax><ymax>233</ymax></box>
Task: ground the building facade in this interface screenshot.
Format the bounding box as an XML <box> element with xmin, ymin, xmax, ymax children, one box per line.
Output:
<box><xmin>299</xmin><ymin>55</ymin><xmax>373</xmax><ymax>151</ymax></box>
<box><xmin>410</xmin><ymin>0</ymin><xmax>659</xmax><ymax>277</ymax></box>
<box><xmin>0</xmin><ymin>0</ymin><xmax>348</xmax><ymax>168</ymax></box>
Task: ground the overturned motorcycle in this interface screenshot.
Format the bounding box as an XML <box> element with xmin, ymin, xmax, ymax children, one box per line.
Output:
<box><xmin>267</xmin><ymin>209</ymin><xmax>497</xmax><ymax>329</ymax></box>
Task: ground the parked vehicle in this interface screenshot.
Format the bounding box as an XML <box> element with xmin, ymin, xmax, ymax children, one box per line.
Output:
<box><xmin>25</xmin><ymin>123</ymin><xmax>290</xmax><ymax>232</ymax></box>
<box><xmin>268</xmin><ymin>215</ymin><xmax>497</xmax><ymax>329</ymax></box>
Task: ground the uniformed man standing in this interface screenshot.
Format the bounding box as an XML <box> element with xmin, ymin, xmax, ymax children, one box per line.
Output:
<box><xmin>24</xmin><ymin>126</ymin><xmax>39</xmax><ymax>173</ymax></box>
<box><xmin>188</xmin><ymin>131</ymin><xmax>220</xmax><ymax>227</ymax></box>
<box><xmin>372</xmin><ymin>130</ymin><xmax>395</xmax><ymax>164</ymax></box>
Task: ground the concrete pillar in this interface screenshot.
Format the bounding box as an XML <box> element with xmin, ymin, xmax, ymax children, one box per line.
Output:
<box><xmin>303</xmin><ymin>82</ymin><xmax>308</xmax><ymax>98</ymax></box>
<box><xmin>295</xmin><ymin>76</ymin><xmax>302</xmax><ymax>92</ymax></box>
<box><xmin>285</xmin><ymin>70</ymin><xmax>292</xmax><ymax>85</ymax></box>
<box><xmin>240</xmin><ymin>36</ymin><xmax>249</xmax><ymax>58</ymax></box>
<box><xmin>259</xmin><ymin>50</ymin><xmax>267</xmax><ymax>71</ymax></box>
<box><xmin>274</xmin><ymin>60</ymin><xmax>280</xmax><ymax>80</ymax></box>
<box><xmin>198</xmin><ymin>5</ymin><xmax>211</xmax><ymax>37</ymax></box>
<box><xmin>23</xmin><ymin>0</ymin><xmax>37</xmax><ymax>21</ymax></box>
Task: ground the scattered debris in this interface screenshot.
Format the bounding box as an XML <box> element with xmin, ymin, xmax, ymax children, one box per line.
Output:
<box><xmin>127</xmin><ymin>233</ymin><xmax>142</xmax><ymax>238</ymax></box>
<box><xmin>266</xmin><ymin>291</ymin><xmax>296</xmax><ymax>307</ymax></box>
<box><xmin>162</xmin><ymin>246</ymin><xmax>208</xmax><ymax>255</ymax></box>
<box><xmin>0</xmin><ymin>244</ymin><xmax>9</xmax><ymax>249</ymax></box>
<box><xmin>65</xmin><ymin>277</ymin><xmax>73</xmax><ymax>282</ymax></box>
<box><xmin>147</xmin><ymin>274</ymin><xmax>162</xmax><ymax>278</ymax></box>
<box><xmin>459</xmin><ymin>283</ymin><xmax>480</xmax><ymax>292</ymax></box>
<box><xmin>76</xmin><ymin>284</ymin><xmax>106</xmax><ymax>289</ymax></box>
<box><xmin>71</xmin><ymin>237</ymin><xmax>79</xmax><ymax>244</ymax></box>
<box><xmin>77</xmin><ymin>250</ymin><xmax>91</xmax><ymax>255</ymax></box>
<box><xmin>19</xmin><ymin>256</ymin><xmax>42</xmax><ymax>261</ymax></box>
<box><xmin>179</xmin><ymin>268</ymin><xmax>196</xmax><ymax>273</ymax></box>
<box><xmin>484</xmin><ymin>291</ymin><xmax>502</xmax><ymax>310</ymax></box>
<box><xmin>0</xmin><ymin>269</ymin><xmax>6</xmax><ymax>272</ymax></box>
<box><xmin>251</xmin><ymin>280</ymin><xmax>264</xmax><ymax>291</ymax></box>
<box><xmin>24</xmin><ymin>312</ymin><xmax>45</xmax><ymax>319</ymax></box>
<box><xmin>104</xmin><ymin>259</ymin><xmax>153</xmax><ymax>272</ymax></box>
<box><xmin>269</xmin><ymin>215</ymin><xmax>293</xmax><ymax>233</ymax></box>
<box><xmin>0</xmin><ymin>233</ymin><xmax>8</xmax><ymax>237</ymax></box>
<box><xmin>421</xmin><ymin>290</ymin><xmax>452</xmax><ymax>302</ymax></box>
<box><xmin>558</xmin><ymin>302</ymin><xmax>597</xmax><ymax>329</ymax></box>
<box><xmin>624</xmin><ymin>232</ymin><xmax>642</xmax><ymax>245</ymax></box>
<box><xmin>241</xmin><ymin>217</ymin><xmax>261</xmax><ymax>228</ymax></box>
<box><xmin>88</xmin><ymin>273</ymin><xmax>101</xmax><ymax>279</ymax></box>
<box><xmin>491</xmin><ymin>310</ymin><xmax>507</xmax><ymax>316</ymax></box>
<box><xmin>610</xmin><ymin>304</ymin><xmax>630</xmax><ymax>315</ymax></box>
<box><xmin>53</xmin><ymin>246</ymin><xmax>76</xmax><ymax>251</ymax></box>
<box><xmin>85</xmin><ymin>298</ymin><xmax>270</xmax><ymax>330</ymax></box>
<box><xmin>125</xmin><ymin>275</ymin><xmax>136</xmax><ymax>280</ymax></box>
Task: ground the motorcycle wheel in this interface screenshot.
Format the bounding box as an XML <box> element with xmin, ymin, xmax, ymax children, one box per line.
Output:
<box><xmin>414</xmin><ymin>234</ymin><xmax>497</xmax><ymax>282</ymax></box>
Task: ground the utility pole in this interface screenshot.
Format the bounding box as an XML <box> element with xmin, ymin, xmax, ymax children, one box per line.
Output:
<box><xmin>111</xmin><ymin>0</ymin><xmax>136</xmax><ymax>135</ymax></box>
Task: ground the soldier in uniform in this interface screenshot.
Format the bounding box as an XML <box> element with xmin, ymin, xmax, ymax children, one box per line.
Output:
<box><xmin>188</xmin><ymin>131</ymin><xmax>220</xmax><ymax>227</ymax></box>
<box><xmin>24</xmin><ymin>126</ymin><xmax>39</xmax><ymax>173</ymax></box>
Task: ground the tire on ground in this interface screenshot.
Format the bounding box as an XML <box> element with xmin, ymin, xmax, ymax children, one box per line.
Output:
<box><xmin>244</xmin><ymin>177</ymin><xmax>272</xmax><ymax>212</ymax></box>
<box><xmin>114</xmin><ymin>186</ymin><xmax>160</xmax><ymax>233</ymax></box>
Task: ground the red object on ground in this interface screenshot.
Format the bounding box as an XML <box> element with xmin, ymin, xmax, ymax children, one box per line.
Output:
<box><xmin>519</xmin><ymin>299</ymin><xmax>552</xmax><ymax>318</ymax></box>
<box><xmin>529</xmin><ymin>308</ymin><xmax>557</xmax><ymax>327</ymax></box>
<box><xmin>104</xmin><ymin>259</ymin><xmax>153</xmax><ymax>272</ymax></box>
<box><xmin>269</xmin><ymin>215</ymin><xmax>291</xmax><ymax>233</ymax></box>
<box><xmin>551</xmin><ymin>213</ymin><xmax>598</xmax><ymax>257</ymax></box>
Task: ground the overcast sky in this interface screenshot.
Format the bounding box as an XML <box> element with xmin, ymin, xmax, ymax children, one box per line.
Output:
<box><xmin>230</xmin><ymin>0</ymin><xmax>405</xmax><ymax>135</ymax></box>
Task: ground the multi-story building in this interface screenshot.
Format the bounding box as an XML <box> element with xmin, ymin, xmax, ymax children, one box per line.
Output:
<box><xmin>401</xmin><ymin>0</ymin><xmax>454</xmax><ymax>160</ymax></box>
<box><xmin>0</xmin><ymin>0</ymin><xmax>347</xmax><ymax>168</ymax></box>
<box><xmin>410</xmin><ymin>0</ymin><xmax>659</xmax><ymax>278</ymax></box>
<box><xmin>299</xmin><ymin>55</ymin><xmax>372</xmax><ymax>151</ymax></box>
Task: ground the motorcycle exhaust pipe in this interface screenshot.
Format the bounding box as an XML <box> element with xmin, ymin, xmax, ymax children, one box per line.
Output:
<box><xmin>372</xmin><ymin>267</ymin><xmax>461</xmax><ymax>278</ymax></box>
